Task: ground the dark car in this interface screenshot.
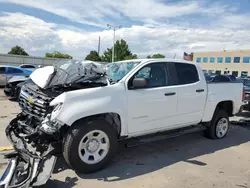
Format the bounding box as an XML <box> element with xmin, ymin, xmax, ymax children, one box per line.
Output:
<box><xmin>4</xmin><ymin>76</ymin><xmax>30</xmax><ymax>100</ymax></box>
<box><xmin>210</xmin><ymin>74</ymin><xmax>235</xmax><ymax>83</ymax></box>
<box><xmin>0</xmin><ymin>65</ymin><xmax>34</xmax><ymax>86</ymax></box>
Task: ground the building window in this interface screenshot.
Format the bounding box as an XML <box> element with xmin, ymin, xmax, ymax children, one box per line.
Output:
<box><xmin>232</xmin><ymin>71</ymin><xmax>238</xmax><ymax>77</ymax></box>
<box><xmin>203</xmin><ymin>57</ymin><xmax>208</xmax><ymax>63</ymax></box>
<box><xmin>217</xmin><ymin>57</ymin><xmax>223</xmax><ymax>63</ymax></box>
<box><xmin>224</xmin><ymin>71</ymin><xmax>230</xmax><ymax>74</ymax></box>
<box><xmin>234</xmin><ymin>57</ymin><xmax>240</xmax><ymax>63</ymax></box>
<box><xmin>210</xmin><ymin>57</ymin><xmax>215</xmax><ymax>63</ymax></box>
<box><xmin>196</xmin><ymin>57</ymin><xmax>201</xmax><ymax>63</ymax></box>
<box><xmin>243</xmin><ymin>57</ymin><xmax>250</xmax><ymax>63</ymax></box>
<box><xmin>225</xmin><ymin>57</ymin><xmax>231</xmax><ymax>63</ymax></box>
<box><xmin>215</xmin><ymin>70</ymin><xmax>221</xmax><ymax>75</ymax></box>
<box><xmin>241</xmin><ymin>71</ymin><xmax>248</xmax><ymax>77</ymax></box>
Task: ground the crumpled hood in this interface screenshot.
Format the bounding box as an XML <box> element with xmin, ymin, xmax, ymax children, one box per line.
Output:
<box><xmin>30</xmin><ymin>66</ymin><xmax>55</xmax><ymax>88</ymax></box>
<box><xmin>30</xmin><ymin>60</ymin><xmax>107</xmax><ymax>89</ymax></box>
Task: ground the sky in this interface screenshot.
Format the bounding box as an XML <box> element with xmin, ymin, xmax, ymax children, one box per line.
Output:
<box><xmin>0</xmin><ymin>0</ymin><xmax>249</xmax><ymax>59</ymax></box>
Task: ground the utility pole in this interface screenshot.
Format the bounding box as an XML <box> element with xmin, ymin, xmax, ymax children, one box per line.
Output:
<box><xmin>97</xmin><ymin>36</ymin><xmax>100</xmax><ymax>55</ymax></box>
<box><xmin>107</xmin><ymin>24</ymin><xmax>122</xmax><ymax>62</ymax></box>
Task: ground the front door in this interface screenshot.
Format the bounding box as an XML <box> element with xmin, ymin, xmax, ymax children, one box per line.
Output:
<box><xmin>126</xmin><ymin>62</ymin><xmax>178</xmax><ymax>135</ymax></box>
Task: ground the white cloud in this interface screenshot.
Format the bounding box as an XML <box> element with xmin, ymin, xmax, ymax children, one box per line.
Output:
<box><xmin>2</xmin><ymin>0</ymin><xmax>247</xmax><ymax>28</ymax></box>
<box><xmin>0</xmin><ymin>1</ymin><xmax>250</xmax><ymax>60</ymax></box>
<box><xmin>0</xmin><ymin>12</ymin><xmax>58</xmax><ymax>53</ymax></box>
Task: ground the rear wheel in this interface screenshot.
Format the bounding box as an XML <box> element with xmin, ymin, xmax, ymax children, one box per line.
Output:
<box><xmin>63</xmin><ymin>119</ymin><xmax>118</xmax><ymax>174</ymax></box>
<box><xmin>205</xmin><ymin>109</ymin><xmax>229</xmax><ymax>139</ymax></box>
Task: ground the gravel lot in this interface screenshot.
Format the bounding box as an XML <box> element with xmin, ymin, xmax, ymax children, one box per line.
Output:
<box><xmin>0</xmin><ymin>89</ymin><xmax>250</xmax><ymax>188</ymax></box>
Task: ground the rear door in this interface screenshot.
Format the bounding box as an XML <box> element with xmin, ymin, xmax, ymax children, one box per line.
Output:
<box><xmin>6</xmin><ymin>67</ymin><xmax>24</xmax><ymax>76</ymax></box>
<box><xmin>127</xmin><ymin>62</ymin><xmax>178</xmax><ymax>135</ymax></box>
<box><xmin>173</xmin><ymin>62</ymin><xmax>207</xmax><ymax>125</ymax></box>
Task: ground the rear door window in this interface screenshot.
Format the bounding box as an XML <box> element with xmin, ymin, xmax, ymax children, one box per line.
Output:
<box><xmin>174</xmin><ymin>63</ymin><xmax>199</xmax><ymax>85</ymax></box>
<box><xmin>7</xmin><ymin>67</ymin><xmax>23</xmax><ymax>74</ymax></box>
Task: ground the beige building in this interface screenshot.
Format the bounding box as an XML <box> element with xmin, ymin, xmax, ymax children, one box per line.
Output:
<box><xmin>193</xmin><ymin>49</ymin><xmax>250</xmax><ymax>77</ymax></box>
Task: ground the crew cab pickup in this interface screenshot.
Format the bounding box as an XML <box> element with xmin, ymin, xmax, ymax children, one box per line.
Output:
<box><xmin>0</xmin><ymin>59</ymin><xmax>244</xmax><ymax>188</ymax></box>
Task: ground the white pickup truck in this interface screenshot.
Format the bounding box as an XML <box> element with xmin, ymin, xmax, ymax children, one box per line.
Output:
<box><xmin>1</xmin><ymin>59</ymin><xmax>244</xmax><ymax>188</ymax></box>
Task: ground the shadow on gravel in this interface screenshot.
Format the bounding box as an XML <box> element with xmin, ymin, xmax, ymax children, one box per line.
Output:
<box><xmin>46</xmin><ymin>125</ymin><xmax>250</xmax><ymax>187</ymax></box>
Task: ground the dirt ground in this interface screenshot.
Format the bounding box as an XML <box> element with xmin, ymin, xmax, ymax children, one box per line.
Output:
<box><xmin>0</xmin><ymin>89</ymin><xmax>250</xmax><ymax>188</ymax></box>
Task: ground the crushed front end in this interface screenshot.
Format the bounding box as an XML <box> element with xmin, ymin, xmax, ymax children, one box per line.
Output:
<box><xmin>0</xmin><ymin>60</ymin><xmax>109</xmax><ymax>188</ymax></box>
<box><xmin>0</xmin><ymin>82</ymin><xmax>62</xmax><ymax>188</ymax></box>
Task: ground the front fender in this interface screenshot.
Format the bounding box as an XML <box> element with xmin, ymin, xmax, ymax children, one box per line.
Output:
<box><xmin>53</xmin><ymin>85</ymin><xmax>128</xmax><ymax>136</ymax></box>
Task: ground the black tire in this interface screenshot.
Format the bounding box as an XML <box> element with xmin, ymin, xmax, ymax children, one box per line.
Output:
<box><xmin>63</xmin><ymin>119</ymin><xmax>118</xmax><ymax>174</ymax></box>
<box><xmin>205</xmin><ymin>108</ymin><xmax>229</xmax><ymax>139</ymax></box>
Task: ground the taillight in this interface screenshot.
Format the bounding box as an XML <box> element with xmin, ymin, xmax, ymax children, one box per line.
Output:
<box><xmin>242</xmin><ymin>87</ymin><xmax>246</xmax><ymax>101</ymax></box>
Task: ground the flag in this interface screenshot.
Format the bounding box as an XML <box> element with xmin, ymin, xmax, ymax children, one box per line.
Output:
<box><xmin>183</xmin><ymin>52</ymin><xmax>191</xmax><ymax>61</ymax></box>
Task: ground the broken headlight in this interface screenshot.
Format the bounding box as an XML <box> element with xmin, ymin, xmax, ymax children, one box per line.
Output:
<box><xmin>50</xmin><ymin>103</ymin><xmax>63</xmax><ymax>122</ymax></box>
<box><xmin>40</xmin><ymin>103</ymin><xmax>64</xmax><ymax>135</ymax></box>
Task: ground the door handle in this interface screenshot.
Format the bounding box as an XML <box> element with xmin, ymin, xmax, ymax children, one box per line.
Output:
<box><xmin>164</xmin><ymin>92</ymin><xmax>176</xmax><ymax>96</ymax></box>
<box><xmin>196</xmin><ymin>89</ymin><xmax>204</xmax><ymax>93</ymax></box>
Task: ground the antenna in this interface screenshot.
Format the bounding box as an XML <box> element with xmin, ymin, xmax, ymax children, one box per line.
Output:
<box><xmin>173</xmin><ymin>53</ymin><xmax>176</xmax><ymax>59</ymax></box>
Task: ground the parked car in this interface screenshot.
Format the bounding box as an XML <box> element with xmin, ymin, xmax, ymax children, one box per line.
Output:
<box><xmin>1</xmin><ymin>59</ymin><xmax>244</xmax><ymax>188</ymax></box>
<box><xmin>237</xmin><ymin>78</ymin><xmax>250</xmax><ymax>111</ymax></box>
<box><xmin>0</xmin><ymin>66</ymin><xmax>34</xmax><ymax>86</ymax></box>
<box><xmin>19</xmin><ymin>64</ymin><xmax>36</xmax><ymax>69</ymax></box>
<box><xmin>204</xmin><ymin>72</ymin><xmax>213</xmax><ymax>81</ymax></box>
<box><xmin>210</xmin><ymin>75</ymin><xmax>233</xmax><ymax>82</ymax></box>
<box><xmin>4</xmin><ymin>76</ymin><xmax>30</xmax><ymax>100</ymax></box>
<box><xmin>227</xmin><ymin>75</ymin><xmax>237</xmax><ymax>82</ymax></box>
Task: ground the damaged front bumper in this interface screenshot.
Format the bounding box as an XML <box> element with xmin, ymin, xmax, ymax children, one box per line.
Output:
<box><xmin>0</xmin><ymin>153</ymin><xmax>57</xmax><ymax>188</ymax></box>
<box><xmin>0</xmin><ymin>116</ymin><xmax>59</xmax><ymax>188</ymax></box>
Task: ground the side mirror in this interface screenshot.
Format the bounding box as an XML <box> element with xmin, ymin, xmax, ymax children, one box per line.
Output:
<box><xmin>132</xmin><ymin>78</ymin><xmax>148</xmax><ymax>89</ymax></box>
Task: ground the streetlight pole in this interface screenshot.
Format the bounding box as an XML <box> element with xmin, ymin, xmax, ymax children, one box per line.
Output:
<box><xmin>97</xmin><ymin>36</ymin><xmax>100</xmax><ymax>56</ymax></box>
<box><xmin>107</xmin><ymin>24</ymin><xmax>122</xmax><ymax>62</ymax></box>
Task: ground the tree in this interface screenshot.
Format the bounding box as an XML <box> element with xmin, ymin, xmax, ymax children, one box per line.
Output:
<box><xmin>45</xmin><ymin>51</ymin><xmax>72</xmax><ymax>59</ymax></box>
<box><xmin>101</xmin><ymin>39</ymin><xmax>137</xmax><ymax>62</ymax></box>
<box><xmin>149</xmin><ymin>53</ymin><xmax>165</xmax><ymax>58</ymax></box>
<box><xmin>8</xmin><ymin>45</ymin><xmax>29</xmax><ymax>56</ymax></box>
<box><xmin>85</xmin><ymin>51</ymin><xmax>102</xmax><ymax>61</ymax></box>
<box><xmin>124</xmin><ymin>54</ymin><xmax>138</xmax><ymax>60</ymax></box>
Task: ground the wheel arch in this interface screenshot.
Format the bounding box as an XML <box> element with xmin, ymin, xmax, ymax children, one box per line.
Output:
<box><xmin>71</xmin><ymin>113</ymin><xmax>122</xmax><ymax>138</ymax></box>
<box><xmin>216</xmin><ymin>100</ymin><xmax>234</xmax><ymax>117</ymax></box>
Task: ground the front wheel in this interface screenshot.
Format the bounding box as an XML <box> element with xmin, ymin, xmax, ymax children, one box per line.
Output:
<box><xmin>63</xmin><ymin>119</ymin><xmax>118</xmax><ymax>174</ymax></box>
<box><xmin>205</xmin><ymin>109</ymin><xmax>229</xmax><ymax>139</ymax></box>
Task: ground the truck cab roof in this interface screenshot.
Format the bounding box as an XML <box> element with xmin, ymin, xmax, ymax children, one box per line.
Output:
<box><xmin>114</xmin><ymin>58</ymin><xmax>195</xmax><ymax>65</ymax></box>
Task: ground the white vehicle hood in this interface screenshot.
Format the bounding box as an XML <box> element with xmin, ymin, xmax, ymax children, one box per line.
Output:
<box><xmin>30</xmin><ymin>60</ymin><xmax>107</xmax><ymax>89</ymax></box>
<box><xmin>30</xmin><ymin>66</ymin><xmax>55</xmax><ymax>88</ymax></box>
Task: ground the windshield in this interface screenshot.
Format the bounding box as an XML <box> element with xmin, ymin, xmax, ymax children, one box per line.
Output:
<box><xmin>47</xmin><ymin>59</ymin><xmax>107</xmax><ymax>87</ymax></box>
<box><xmin>106</xmin><ymin>60</ymin><xmax>141</xmax><ymax>81</ymax></box>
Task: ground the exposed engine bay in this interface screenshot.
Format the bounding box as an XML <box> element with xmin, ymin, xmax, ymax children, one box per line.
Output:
<box><xmin>0</xmin><ymin>60</ymin><xmax>111</xmax><ymax>188</ymax></box>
